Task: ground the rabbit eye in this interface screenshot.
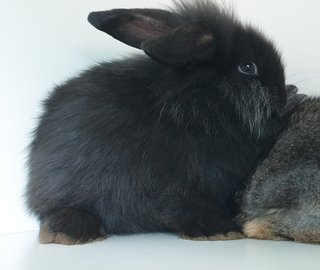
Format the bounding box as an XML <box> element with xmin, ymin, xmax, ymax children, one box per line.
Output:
<box><xmin>238</xmin><ymin>62</ymin><xmax>259</xmax><ymax>76</ymax></box>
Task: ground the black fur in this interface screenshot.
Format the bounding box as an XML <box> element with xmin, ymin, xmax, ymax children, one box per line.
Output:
<box><xmin>26</xmin><ymin>1</ymin><xmax>288</xmax><ymax>242</ymax></box>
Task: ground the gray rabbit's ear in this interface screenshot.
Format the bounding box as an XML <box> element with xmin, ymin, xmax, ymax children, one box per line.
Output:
<box><xmin>88</xmin><ymin>9</ymin><xmax>181</xmax><ymax>49</ymax></box>
<box><xmin>141</xmin><ymin>21</ymin><xmax>215</xmax><ymax>65</ymax></box>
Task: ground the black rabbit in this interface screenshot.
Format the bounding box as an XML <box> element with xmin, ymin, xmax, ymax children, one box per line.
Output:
<box><xmin>239</xmin><ymin>94</ymin><xmax>320</xmax><ymax>244</ymax></box>
<box><xmin>26</xmin><ymin>1</ymin><xmax>289</xmax><ymax>244</ymax></box>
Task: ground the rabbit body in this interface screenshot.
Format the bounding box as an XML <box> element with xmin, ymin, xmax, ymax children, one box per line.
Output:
<box><xmin>26</xmin><ymin>1</ymin><xmax>287</xmax><ymax>244</ymax></box>
<box><xmin>240</xmin><ymin>97</ymin><xmax>320</xmax><ymax>243</ymax></box>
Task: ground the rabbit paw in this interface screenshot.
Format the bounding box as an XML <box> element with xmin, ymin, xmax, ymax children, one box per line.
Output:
<box><xmin>243</xmin><ymin>219</ymin><xmax>286</xmax><ymax>241</ymax></box>
<box><xmin>39</xmin><ymin>208</ymin><xmax>106</xmax><ymax>245</ymax></box>
<box><xmin>181</xmin><ymin>231</ymin><xmax>245</xmax><ymax>241</ymax></box>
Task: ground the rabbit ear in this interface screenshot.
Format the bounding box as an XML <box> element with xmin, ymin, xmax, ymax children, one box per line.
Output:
<box><xmin>141</xmin><ymin>21</ymin><xmax>216</xmax><ymax>65</ymax></box>
<box><xmin>88</xmin><ymin>9</ymin><xmax>181</xmax><ymax>49</ymax></box>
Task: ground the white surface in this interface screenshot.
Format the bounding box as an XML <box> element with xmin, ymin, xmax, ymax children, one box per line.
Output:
<box><xmin>1</xmin><ymin>0</ymin><xmax>320</xmax><ymax>234</ymax></box>
<box><xmin>1</xmin><ymin>231</ymin><xmax>320</xmax><ymax>270</ymax></box>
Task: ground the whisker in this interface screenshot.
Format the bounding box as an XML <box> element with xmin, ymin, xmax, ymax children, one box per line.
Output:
<box><xmin>296</xmin><ymin>87</ymin><xmax>313</xmax><ymax>92</ymax></box>
<box><xmin>287</xmin><ymin>72</ymin><xmax>320</xmax><ymax>79</ymax></box>
<box><xmin>291</xmin><ymin>76</ymin><xmax>320</xmax><ymax>85</ymax></box>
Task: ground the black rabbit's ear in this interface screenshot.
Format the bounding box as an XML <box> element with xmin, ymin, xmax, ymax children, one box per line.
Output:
<box><xmin>88</xmin><ymin>9</ymin><xmax>181</xmax><ymax>49</ymax></box>
<box><xmin>141</xmin><ymin>21</ymin><xmax>216</xmax><ymax>65</ymax></box>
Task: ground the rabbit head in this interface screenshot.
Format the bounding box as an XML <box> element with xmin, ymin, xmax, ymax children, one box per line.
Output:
<box><xmin>88</xmin><ymin>1</ymin><xmax>286</xmax><ymax>138</ymax></box>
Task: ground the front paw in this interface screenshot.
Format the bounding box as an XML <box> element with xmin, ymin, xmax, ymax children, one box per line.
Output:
<box><xmin>181</xmin><ymin>231</ymin><xmax>245</xmax><ymax>241</ymax></box>
<box><xmin>178</xmin><ymin>217</ymin><xmax>243</xmax><ymax>241</ymax></box>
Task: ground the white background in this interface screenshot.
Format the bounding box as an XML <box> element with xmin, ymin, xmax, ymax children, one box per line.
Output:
<box><xmin>0</xmin><ymin>0</ymin><xmax>320</xmax><ymax>234</ymax></box>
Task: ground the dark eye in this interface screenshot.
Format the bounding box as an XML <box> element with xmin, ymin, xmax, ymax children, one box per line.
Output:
<box><xmin>237</xmin><ymin>62</ymin><xmax>259</xmax><ymax>76</ymax></box>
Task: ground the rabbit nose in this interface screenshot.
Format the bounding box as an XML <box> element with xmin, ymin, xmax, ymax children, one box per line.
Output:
<box><xmin>88</xmin><ymin>11</ymin><xmax>108</xmax><ymax>31</ymax></box>
<box><xmin>286</xmin><ymin>84</ymin><xmax>299</xmax><ymax>94</ymax></box>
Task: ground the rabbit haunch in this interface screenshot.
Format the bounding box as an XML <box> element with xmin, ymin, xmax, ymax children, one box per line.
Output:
<box><xmin>239</xmin><ymin>97</ymin><xmax>320</xmax><ymax>243</ymax></box>
<box><xmin>26</xmin><ymin>1</ymin><xmax>288</xmax><ymax>244</ymax></box>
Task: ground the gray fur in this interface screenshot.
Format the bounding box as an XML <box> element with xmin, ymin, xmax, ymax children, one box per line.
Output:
<box><xmin>240</xmin><ymin>97</ymin><xmax>320</xmax><ymax>243</ymax></box>
<box><xmin>223</xmin><ymin>80</ymin><xmax>272</xmax><ymax>138</ymax></box>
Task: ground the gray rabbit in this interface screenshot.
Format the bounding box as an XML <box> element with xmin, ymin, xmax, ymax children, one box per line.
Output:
<box><xmin>239</xmin><ymin>92</ymin><xmax>320</xmax><ymax>243</ymax></box>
